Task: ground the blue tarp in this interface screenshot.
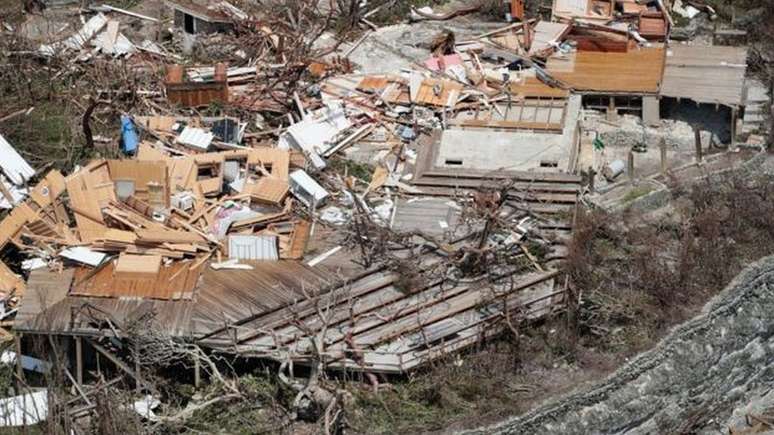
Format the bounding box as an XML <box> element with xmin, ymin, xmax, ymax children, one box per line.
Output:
<box><xmin>120</xmin><ymin>115</ymin><xmax>138</xmax><ymax>155</ymax></box>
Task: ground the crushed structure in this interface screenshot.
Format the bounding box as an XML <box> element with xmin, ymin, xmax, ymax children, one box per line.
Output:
<box><xmin>0</xmin><ymin>0</ymin><xmax>767</xmax><ymax>424</ymax></box>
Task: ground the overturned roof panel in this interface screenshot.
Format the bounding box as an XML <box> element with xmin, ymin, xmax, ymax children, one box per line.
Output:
<box><xmin>661</xmin><ymin>45</ymin><xmax>747</xmax><ymax>107</ymax></box>
<box><xmin>546</xmin><ymin>47</ymin><xmax>665</xmax><ymax>94</ymax></box>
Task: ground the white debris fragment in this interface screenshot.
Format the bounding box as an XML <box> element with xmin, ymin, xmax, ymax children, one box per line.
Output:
<box><xmin>21</xmin><ymin>258</ymin><xmax>47</xmax><ymax>271</ymax></box>
<box><xmin>60</xmin><ymin>247</ymin><xmax>108</xmax><ymax>267</ymax></box>
<box><xmin>289</xmin><ymin>169</ymin><xmax>329</xmax><ymax>208</ymax></box>
<box><xmin>176</xmin><ymin>127</ymin><xmax>214</xmax><ymax>151</ymax></box>
<box><xmin>307</xmin><ymin>246</ymin><xmax>342</xmax><ymax>267</ymax></box>
<box><xmin>0</xmin><ymin>133</ymin><xmax>35</xmax><ymax>186</ymax></box>
<box><xmin>0</xmin><ymin>390</ymin><xmax>48</xmax><ymax>427</ymax></box>
<box><xmin>131</xmin><ymin>395</ymin><xmax>160</xmax><ymax>421</ymax></box>
<box><xmin>40</xmin><ymin>13</ymin><xmax>108</xmax><ymax>56</ymax></box>
<box><xmin>319</xmin><ymin>207</ymin><xmax>348</xmax><ymax>225</ymax></box>
<box><xmin>279</xmin><ymin>102</ymin><xmax>352</xmax><ymax>169</ymax></box>
<box><xmin>0</xmin><ymin>351</ymin><xmax>51</xmax><ymax>374</ymax></box>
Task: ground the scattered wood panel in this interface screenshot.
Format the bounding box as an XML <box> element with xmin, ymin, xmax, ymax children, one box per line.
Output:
<box><xmin>639</xmin><ymin>14</ymin><xmax>667</xmax><ymax>40</ymax></box>
<box><xmin>108</xmin><ymin>159</ymin><xmax>170</xmax><ymax>208</ymax></box>
<box><xmin>168</xmin><ymin>157</ymin><xmax>198</xmax><ymax>191</ymax></box>
<box><xmin>65</xmin><ymin>160</ymin><xmax>115</xmax><ymax>242</ymax></box>
<box><xmin>135</xmin><ymin>228</ymin><xmax>205</xmax><ymax>244</ymax></box>
<box><xmin>357</xmin><ymin>76</ymin><xmax>391</xmax><ymax>92</ymax></box>
<box><xmin>71</xmin><ymin>258</ymin><xmax>202</xmax><ymax>300</ymax></box>
<box><xmin>134</xmin><ymin>116</ymin><xmax>177</xmax><ymax>132</ymax></box>
<box><xmin>415</xmin><ymin>78</ymin><xmax>463</xmax><ymax>107</ymax></box>
<box><xmin>0</xmin><ymin>170</ymin><xmax>69</xmax><ymax>250</ymax></box>
<box><xmin>247</xmin><ymin>147</ymin><xmax>290</xmax><ymax>180</ymax></box>
<box><xmin>285</xmin><ymin>220</ymin><xmax>310</xmax><ymax>260</ymax></box>
<box><xmin>247</xmin><ymin>177</ymin><xmax>289</xmax><ymax>205</ymax></box>
<box><xmin>114</xmin><ymin>254</ymin><xmax>162</xmax><ymax>280</ymax></box>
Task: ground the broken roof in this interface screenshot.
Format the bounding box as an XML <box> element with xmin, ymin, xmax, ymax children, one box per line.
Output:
<box><xmin>661</xmin><ymin>44</ymin><xmax>748</xmax><ymax>107</ymax></box>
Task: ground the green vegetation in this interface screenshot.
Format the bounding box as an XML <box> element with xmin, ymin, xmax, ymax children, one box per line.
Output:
<box><xmin>328</xmin><ymin>158</ymin><xmax>375</xmax><ymax>182</ymax></box>
<box><xmin>621</xmin><ymin>185</ymin><xmax>654</xmax><ymax>203</ymax></box>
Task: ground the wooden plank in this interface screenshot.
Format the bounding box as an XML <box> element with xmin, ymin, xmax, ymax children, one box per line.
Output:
<box><xmin>446</xmin><ymin>119</ymin><xmax>563</xmax><ymax>131</ymax></box>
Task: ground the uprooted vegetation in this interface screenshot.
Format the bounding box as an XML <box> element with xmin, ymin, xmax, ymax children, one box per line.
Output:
<box><xmin>568</xmin><ymin>171</ymin><xmax>774</xmax><ymax>352</ymax></box>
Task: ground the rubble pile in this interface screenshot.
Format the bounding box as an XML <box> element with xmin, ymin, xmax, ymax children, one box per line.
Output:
<box><xmin>0</xmin><ymin>0</ymin><xmax>767</xmax><ymax>430</ymax></box>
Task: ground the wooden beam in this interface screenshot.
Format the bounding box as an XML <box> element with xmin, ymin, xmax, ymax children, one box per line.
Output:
<box><xmin>88</xmin><ymin>339</ymin><xmax>148</xmax><ymax>391</ymax></box>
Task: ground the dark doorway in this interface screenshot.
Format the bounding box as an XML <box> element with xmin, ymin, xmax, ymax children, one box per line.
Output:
<box><xmin>184</xmin><ymin>13</ymin><xmax>195</xmax><ymax>34</ymax></box>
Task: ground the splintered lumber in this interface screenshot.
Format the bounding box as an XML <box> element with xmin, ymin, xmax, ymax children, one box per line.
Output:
<box><xmin>0</xmin><ymin>262</ymin><xmax>25</xmax><ymax>297</ymax></box>
<box><xmin>135</xmin><ymin>228</ymin><xmax>206</xmax><ymax>244</ymax></box>
<box><xmin>66</xmin><ymin>160</ymin><xmax>115</xmax><ymax>241</ymax></box>
<box><xmin>285</xmin><ymin>220</ymin><xmax>311</xmax><ymax>259</ymax></box>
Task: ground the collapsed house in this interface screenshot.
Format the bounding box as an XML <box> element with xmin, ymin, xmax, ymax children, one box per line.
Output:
<box><xmin>0</xmin><ymin>0</ymin><xmax>763</xmax><ymax>392</ymax></box>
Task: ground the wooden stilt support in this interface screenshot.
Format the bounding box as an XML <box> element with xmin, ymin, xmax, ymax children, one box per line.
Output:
<box><xmin>694</xmin><ymin>127</ymin><xmax>703</xmax><ymax>163</ymax></box>
<box><xmin>607</xmin><ymin>97</ymin><xmax>617</xmax><ymax>122</ymax></box>
<box><xmin>627</xmin><ymin>151</ymin><xmax>635</xmax><ymax>183</ymax></box>
<box><xmin>75</xmin><ymin>336</ymin><xmax>83</xmax><ymax>386</ymax></box>
<box><xmin>134</xmin><ymin>342</ymin><xmax>142</xmax><ymax>394</ymax></box>
<box><xmin>731</xmin><ymin>106</ymin><xmax>738</xmax><ymax>149</ymax></box>
<box><xmin>194</xmin><ymin>356</ymin><xmax>201</xmax><ymax>389</ymax></box>
<box><xmin>88</xmin><ymin>339</ymin><xmax>147</xmax><ymax>391</ymax></box>
<box><xmin>660</xmin><ymin>138</ymin><xmax>668</xmax><ymax>175</ymax></box>
<box><xmin>14</xmin><ymin>334</ymin><xmax>23</xmax><ymax>389</ymax></box>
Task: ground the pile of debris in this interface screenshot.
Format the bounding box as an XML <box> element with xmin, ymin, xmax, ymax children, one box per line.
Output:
<box><xmin>0</xmin><ymin>0</ymin><xmax>767</xmax><ymax>429</ymax></box>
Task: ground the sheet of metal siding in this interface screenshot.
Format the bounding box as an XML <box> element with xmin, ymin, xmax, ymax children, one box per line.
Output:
<box><xmin>228</xmin><ymin>235</ymin><xmax>279</xmax><ymax>260</ymax></box>
<box><xmin>177</xmin><ymin>127</ymin><xmax>214</xmax><ymax>150</ymax></box>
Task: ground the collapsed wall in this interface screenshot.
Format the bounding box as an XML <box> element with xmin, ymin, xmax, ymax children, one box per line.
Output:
<box><xmin>464</xmin><ymin>255</ymin><xmax>774</xmax><ymax>434</ymax></box>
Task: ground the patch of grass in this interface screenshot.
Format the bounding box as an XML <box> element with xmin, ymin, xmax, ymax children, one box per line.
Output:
<box><xmin>621</xmin><ymin>185</ymin><xmax>654</xmax><ymax>203</ymax></box>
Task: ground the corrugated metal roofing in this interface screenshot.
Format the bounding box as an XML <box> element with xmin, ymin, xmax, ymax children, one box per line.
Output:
<box><xmin>661</xmin><ymin>45</ymin><xmax>748</xmax><ymax>106</ymax></box>
<box><xmin>228</xmin><ymin>235</ymin><xmax>279</xmax><ymax>260</ymax></box>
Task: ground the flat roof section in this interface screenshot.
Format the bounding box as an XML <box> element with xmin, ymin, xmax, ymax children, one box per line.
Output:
<box><xmin>661</xmin><ymin>45</ymin><xmax>748</xmax><ymax>107</ymax></box>
<box><xmin>546</xmin><ymin>47</ymin><xmax>666</xmax><ymax>94</ymax></box>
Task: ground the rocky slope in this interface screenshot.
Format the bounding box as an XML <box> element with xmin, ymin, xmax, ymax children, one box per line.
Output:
<box><xmin>463</xmin><ymin>255</ymin><xmax>774</xmax><ymax>434</ymax></box>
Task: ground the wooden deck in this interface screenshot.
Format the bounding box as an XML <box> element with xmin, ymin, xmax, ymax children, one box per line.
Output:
<box><xmin>199</xmin><ymin>268</ymin><xmax>564</xmax><ymax>373</ymax></box>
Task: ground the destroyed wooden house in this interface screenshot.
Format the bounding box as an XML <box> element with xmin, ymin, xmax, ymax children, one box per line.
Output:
<box><xmin>3</xmin><ymin>0</ymin><xmax>761</xmax><ymax>390</ymax></box>
<box><xmin>1</xmin><ymin>118</ymin><xmax>570</xmax><ymax>376</ymax></box>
